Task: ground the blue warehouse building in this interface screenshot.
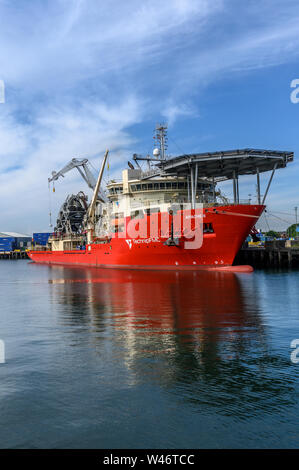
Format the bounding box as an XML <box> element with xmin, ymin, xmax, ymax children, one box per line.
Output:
<box><xmin>0</xmin><ymin>232</ymin><xmax>32</xmax><ymax>252</ymax></box>
<box><xmin>32</xmin><ymin>232</ymin><xmax>52</xmax><ymax>246</ymax></box>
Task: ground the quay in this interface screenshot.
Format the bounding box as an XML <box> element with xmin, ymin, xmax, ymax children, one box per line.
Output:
<box><xmin>0</xmin><ymin>251</ymin><xmax>29</xmax><ymax>260</ymax></box>
<box><xmin>235</xmin><ymin>240</ymin><xmax>299</xmax><ymax>268</ymax></box>
<box><xmin>0</xmin><ymin>232</ymin><xmax>50</xmax><ymax>260</ymax></box>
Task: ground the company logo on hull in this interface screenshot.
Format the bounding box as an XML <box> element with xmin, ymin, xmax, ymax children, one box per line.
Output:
<box><xmin>126</xmin><ymin>237</ymin><xmax>159</xmax><ymax>249</ymax></box>
<box><xmin>125</xmin><ymin>240</ymin><xmax>132</xmax><ymax>249</ymax></box>
<box><xmin>133</xmin><ymin>237</ymin><xmax>160</xmax><ymax>244</ymax></box>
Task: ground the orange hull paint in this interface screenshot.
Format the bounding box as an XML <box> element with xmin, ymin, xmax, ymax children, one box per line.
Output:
<box><xmin>28</xmin><ymin>204</ymin><xmax>264</xmax><ymax>270</ymax></box>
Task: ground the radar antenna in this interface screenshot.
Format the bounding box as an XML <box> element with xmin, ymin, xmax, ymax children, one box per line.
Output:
<box><xmin>154</xmin><ymin>123</ymin><xmax>168</xmax><ymax>160</ymax></box>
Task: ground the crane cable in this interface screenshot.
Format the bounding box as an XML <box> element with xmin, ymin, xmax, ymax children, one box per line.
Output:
<box><xmin>262</xmin><ymin>212</ymin><xmax>271</xmax><ymax>232</ymax></box>
<box><xmin>90</xmin><ymin>156</ymin><xmax>110</xmax><ymax>187</ymax></box>
<box><xmin>107</xmin><ymin>151</ymin><xmax>110</xmax><ymax>181</ymax></box>
<box><xmin>266</xmin><ymin>212</ymin><xmax>294</xmax><ymax>225</ymax></box>
<box><xmin>48</xmin><ymin>182</ymin><xmax>53</xmax><ymax>228</ymax></box>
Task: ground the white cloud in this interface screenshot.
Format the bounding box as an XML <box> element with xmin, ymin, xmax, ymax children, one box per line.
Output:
<box><xmin>0</xmin><ymin>112</ymin><xmax>31</xmax><ymax>170</ymax></box>
<box><xmin>0</xmin><ymin>0</ymin><xmax>299</xmax><ymax>231</ymax></box>
<box><xmin>0</xmin><ymin>95</ymin><xmax>142</xmax><ymax>231</ymax></box>
<box><xmin>0</xmin><ymin>0</ymin><xmax>223</xmax><ymax>90</ymax></box>
<box><xmin>162</xmin><ymin>102</ymin><xmax>198</xmax><ymax>127</ymax></box>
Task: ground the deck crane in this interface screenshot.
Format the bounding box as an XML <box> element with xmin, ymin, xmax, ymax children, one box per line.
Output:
<box><xmin>48</xmin><ymin>156</ymin><xmax>108</xmax><ymax>235</ymax></box>
<box><xmin>86</xmin><ymin>150</ymin><xmax>109</xmax><ymax>243</ymax></box>
<box><xmin>48</xmin><ymin>157</ymin><xmax>106</xmax><ymax>202</ymax></box>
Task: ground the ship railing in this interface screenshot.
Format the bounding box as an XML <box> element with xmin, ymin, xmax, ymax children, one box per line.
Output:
<box><xmin>49</xmin><ymin>233</ymin><xmax>85</xmax><ymax>241</ymax></box>
<box><xmin>107</xmin><ymin>178</ymin><xmax>123</xmax><ymax>185</ymax></box>
<box><xmin>140</xmin><ymin>168</ymin><xmax>160</xmax><ymax>178</ymax></box>
<box><xmin>31</xmin><ymin>245</ymin><xmax>49</xmax><ymax>251</ymax></box>
<box><xmin>211</xmin><ymin>198</ymin><xmax>252</xmax><ymax>206</ymax></box>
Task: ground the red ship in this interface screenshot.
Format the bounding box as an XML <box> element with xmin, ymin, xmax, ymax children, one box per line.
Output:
<box><xmin>28</xmin><ymin>125</ymin><xmax>293</xmax><ymax>272</ymax></box>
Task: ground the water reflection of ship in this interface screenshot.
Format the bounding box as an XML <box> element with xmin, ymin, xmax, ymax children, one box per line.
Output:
<box><xmin>48</xmin><ymin>266</ymin><xmax>266</xmax><ymax>367</ymax></box>
<box><xmin>48</xmin><ymin>267</ymin><xmax>298</xmax><ymax>417</ymax></box>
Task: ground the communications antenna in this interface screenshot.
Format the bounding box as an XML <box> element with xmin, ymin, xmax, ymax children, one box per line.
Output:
<box><xmin>154</xmin><ymin>123</ymin><xmax>168</xmax><ymax>160</ymax></box>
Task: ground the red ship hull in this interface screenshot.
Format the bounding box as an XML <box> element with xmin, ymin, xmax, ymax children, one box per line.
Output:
<box><xmin>28</xmin><ymin>204</ymin><xmax>264</xmax><ymax>271</ymax></box>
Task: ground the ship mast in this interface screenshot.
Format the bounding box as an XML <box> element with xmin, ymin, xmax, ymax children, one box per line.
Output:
<box><xmin>154</xmin><ymin>123</ymin><xmax>168</xmax><ymax>161</ymax></box>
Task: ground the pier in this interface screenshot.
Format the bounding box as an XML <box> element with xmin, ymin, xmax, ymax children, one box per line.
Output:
<box><xmin>0</xmin><ymin>251</ymin><xmax>29</xmax><ymax>260</ymax></box>
<box><xmin>235</xmin><ymin>240</ymin><xmax>299</xmax><ymax>268</ymax></box>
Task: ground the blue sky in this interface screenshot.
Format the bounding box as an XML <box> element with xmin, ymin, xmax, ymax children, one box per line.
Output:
<box><xmin>0</xmin><ymin>0</ymin><xmax>299</xmax><ymax>232</ymax></box>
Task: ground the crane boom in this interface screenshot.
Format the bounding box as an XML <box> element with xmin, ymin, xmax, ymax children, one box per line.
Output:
<box><xmin>48</xmin><ymin>157</ymin><xmax>106</xmax><ymax>201</ymax></box>
<box><xmin>87</xmin><ymin>150</ymin><xmax>109</xmax><ymax>243</ymax></box>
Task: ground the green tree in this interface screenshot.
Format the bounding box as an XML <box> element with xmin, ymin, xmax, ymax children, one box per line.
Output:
<box><xmin>286</xmin><ymin>224</ymin><xmax>298</xmax><ymax>238</ymax></box>
<box><xmin>265</xmin><ymin>230</ymin><xmax>280</xmax><ymax>238</ymax></box>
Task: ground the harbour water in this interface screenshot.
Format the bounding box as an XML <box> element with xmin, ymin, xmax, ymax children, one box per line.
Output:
<box><xmin>0</xmin><ymin>260</ymin><xmax>298</xmax><ymax>449</ymax></box>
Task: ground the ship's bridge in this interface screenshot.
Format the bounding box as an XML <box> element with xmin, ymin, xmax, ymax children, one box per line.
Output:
<box><xmin>106</xmin><ymin>168</ymin><xmax>215</xmax><ymax>206</ymax></box>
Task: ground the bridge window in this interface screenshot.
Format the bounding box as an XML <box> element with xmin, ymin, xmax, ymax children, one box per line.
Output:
<box><xmin>131</xmin><ymin>210</ymin><xmax>143</xmax><ymax>219</ymax></box>
<box><xmin>145</xmin><ymin>207</ymin><xmax>160</xmax><ymax>215</ymax></box>
<box><xmin>113</xmin><ymin>212</ymin><xmax>124</xmax><ymax>219</ymax></box>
